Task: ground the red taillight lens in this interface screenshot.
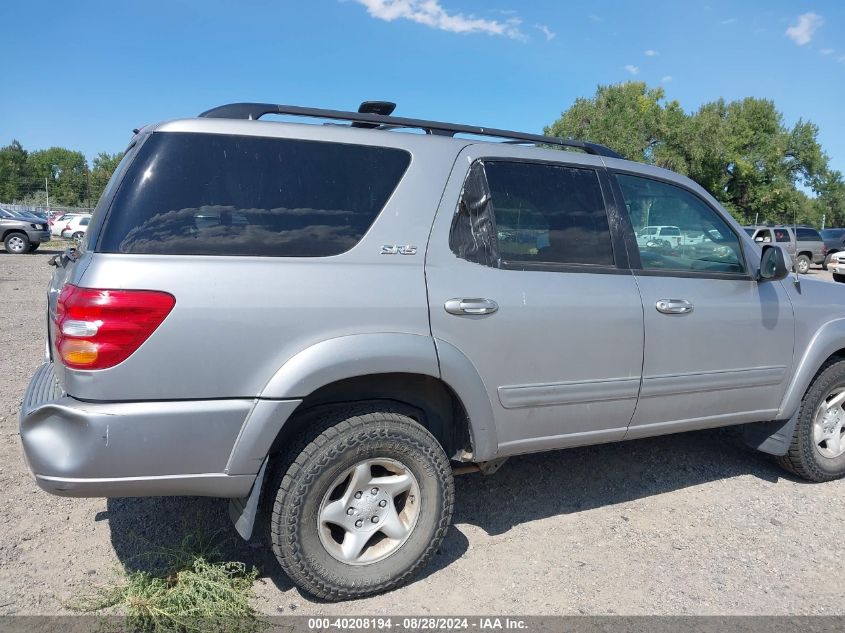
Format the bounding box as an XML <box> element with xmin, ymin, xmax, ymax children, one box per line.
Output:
<box><xmin>54</xmin><ymin>285</ymin><xmax>175</xmax><ymax>370</ymax></box>
<box><xmin>63</xmin><ymin>223</ymin><xmax>71</xmax><ymax>232</ymax></box>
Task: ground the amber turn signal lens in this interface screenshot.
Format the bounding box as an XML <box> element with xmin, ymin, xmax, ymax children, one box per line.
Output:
<box><xmin>59</xmin><ymin>339</ymin><xmax>99</xmax><ymax>367</ymax></box>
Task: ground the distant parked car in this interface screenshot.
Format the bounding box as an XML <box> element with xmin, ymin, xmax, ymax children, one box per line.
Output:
<box><xmin>60</xmin><ymin>215</ymin><xmax>90</xmax><ymax>240</ymax></box>
<box><xmin>821</xmin><ymin>228</ymin><xmax>845</xmax><ymax>270</ymax></box>
<box><xmin>52</xmin><ymin>214</ymin><xmax>90</xmax><ymax>238</ymax></box>
<box><xmin>744</xmin><ymin>225</ymin><xmax>825</xmax><ymax>274</ymax></box>
<box><xmin>0</xmin><ymin>208</ymin><xmax>50</xmax><ymax>254</ymax></box>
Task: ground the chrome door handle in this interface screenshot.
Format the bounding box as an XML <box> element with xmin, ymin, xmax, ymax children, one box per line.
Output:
<box><xmin>655</xmin><ymin>298</ymin><xmax>694</xmax><ymax>315</ymax></box>
<box><xmin>444</xmin><ymin>298</ymin><xmax>499</xmax><ymax>315</ymax></box>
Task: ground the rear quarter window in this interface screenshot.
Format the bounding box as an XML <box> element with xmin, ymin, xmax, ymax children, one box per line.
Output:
<box><xmin>796</xmin><ymin>228</ymin><xmax>822</xmax><ymax>241</ymax></box>
<box><xmin>97</xmin><ymin>132</ymin><xmax>411</xmax><ymax>257</ymax></box>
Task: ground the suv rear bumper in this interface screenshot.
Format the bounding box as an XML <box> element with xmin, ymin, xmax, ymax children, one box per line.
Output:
<box><xmin>19</xmin><ymin>362</ymin><xmax>257</xmax><ymax>498</ymax></box>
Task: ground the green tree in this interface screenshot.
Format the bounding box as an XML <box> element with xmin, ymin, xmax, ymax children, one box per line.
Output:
<box><xmin>27</xmin><ymin>147</ymin><xmax>88</xmax><ymax>206</ymax></box>
<box><xmin>0</xmin><ymin>140</ymin><xmax>30</xmax><ymax>201</ymax></box>
<box><xmin>89</xmin><ymin>152</ymin><xmax>123</xmax><ymax>205</ymax></box>
<box><xmin>545</xmin><ymin>82</ymin><xmax>843</xmax><ymax>226</ymax></box>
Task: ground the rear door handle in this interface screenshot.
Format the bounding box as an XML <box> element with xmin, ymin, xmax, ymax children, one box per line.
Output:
<box><xmin>444</xmin><ymin>298</ymin><xmax>499</xmax><ymax>315</ymax></box>
<box><xmin>655</xmin><ymin>298</ymin><xmax>694</xmax><ymax>315</ymax></box>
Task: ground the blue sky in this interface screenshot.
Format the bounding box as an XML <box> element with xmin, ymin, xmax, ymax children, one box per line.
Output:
<box><xmin>1</xmin><ymin>0</ymin><xmax>844</xmax><ymax>173</ymax></box>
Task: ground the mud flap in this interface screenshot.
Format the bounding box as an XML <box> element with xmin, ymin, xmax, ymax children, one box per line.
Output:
<box><xmin>228</xmin><ymin>456</ymin><xmax>268</xmax><ymax>540</ymax></box>
<box><xmin>742</xmin><ymin>412</ymin><xmax>799</xmax><ymax>456</ymax></box>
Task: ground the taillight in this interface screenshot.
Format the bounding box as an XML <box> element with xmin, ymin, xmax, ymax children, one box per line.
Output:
<box><xmin>63</xmin><ymin>223</ymin><xmax>71</xmax><ymax>232</ymax></box>
<box><xmin>54</xmin><ymin>285</ymin><xmax>175</xmax><ymax>370</ymax></box>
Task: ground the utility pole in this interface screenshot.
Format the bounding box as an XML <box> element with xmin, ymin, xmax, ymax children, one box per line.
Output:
<box><xmin>754</xmin><ymin>212</ymin><xmax>759</xmax><ymax>225</ymax></box>
<box><xmin>822</xmin><ymin>214</ymin><xmax>826</xmax><ymax>230</ymax></box>
<box><xmin>45</xmin><ymin>177</ymin><xmax>49</xmax><ymax>212</ymax></box>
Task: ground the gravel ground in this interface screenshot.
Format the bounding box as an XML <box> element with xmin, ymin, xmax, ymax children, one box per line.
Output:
<box><xmin>2</xmin><ymin>251</ymin><xmax>844</xmax><ymax>616</ymax></box>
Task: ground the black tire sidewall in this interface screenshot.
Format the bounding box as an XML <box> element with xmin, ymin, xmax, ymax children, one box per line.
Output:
<box><xmin>798</xmin><ymin>362</ymin><xmax>845</xmax><ymax>479</ymax></box>
<box><xmin>796</xmin><ymin>255</ymin><xmax>811</xmax><ymax>274</ymax></box>
<box><xmin>834</xmin><ymin>273</ymin><xmax>845</xmax><ymax>283</ymax></box>
<box><xmin>4</xmin><ymin>232</ymin><xmax>30</xmax><ymax>254</ymax></box>
<box><xmin>273</xmin><ymin>414</ymin><xmax>452</xmax><ymax>597</ymax></box>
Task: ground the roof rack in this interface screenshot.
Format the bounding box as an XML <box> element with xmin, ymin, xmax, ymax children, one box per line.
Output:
<box><xmin>197</xmin><ymin>102</ymin><xmax>623</xmax><ymax>159</ymax></box>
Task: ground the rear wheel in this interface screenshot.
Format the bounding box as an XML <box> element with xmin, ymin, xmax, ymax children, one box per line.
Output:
<box><xmin>27</xmin><ymin>243</ymin><xmax>40</xmax><ymax>253</ymax></box>
<box><xmin>795</xmin><ymin>254</ymin><xmax>811</xmax><ymax>274</ymax></box>
<box><xmin>834</xmin><ymin>274</ymin><xmax>845</xmax><ymax>283</ymax></box>
<box><xmin>267</xmin><ymin>407</ymin><xmax>454</xmax><ymax>600</ymax></box>
<box><xmin>4</xmin><ymin>232</ymin><xmax>30</xmax><ymax>254</ymax></box>
<box><xmin>72</xmin><ymin>231</ymin><xmax>84</xmax><ymax>241</ymax></box>
<box><xmin>777</xmin><ymin>360</ymin><xmax>845</xmax><ymax>482</ymax></box>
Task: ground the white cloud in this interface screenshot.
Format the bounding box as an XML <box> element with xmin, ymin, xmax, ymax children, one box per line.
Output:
<box><xmin>820</xmin><ymin>48</ymin><xmax>834</xmax><ymax>56</ymax></box>
<box><xmin>353</xmin><ymin>0</ymin><xmax>524</xmax><ymax>39</ymax></box>
<box><xmin>624</xmin><ymin>64</ymin><xmax>640</xmax><ymax>75</ymax></box>
<box><xmin>588</xmin><ymin>13</ymin><xmax>602</xmax><ymax>22</ymax></box>
<box><xmin>535</xmin><ymin>24</ymin><xmax>556</xmax><ymax>40</ymax></box>
<box><xmin>661</xmin><ymin>75</ymin><xmax>673</xmax><ymax>83</ymax></box>
<box><xmin>786</xmin><ymin>12</ymin><xmax>823</xmax><ymax>46</ymax></box>
<box><xmin>721</xmin><ymin>18</ymin><xmax>737</xmax><ymax>25</ymax></box>
<box><xmin>644</xmin><ymin>49</ymin><xmax>659</xmax><ymax>56</ymax></box>
<box><xmin>838</xmin><ymin>55</ymin><xmax>845</xmax><ymax>64</ymax></box>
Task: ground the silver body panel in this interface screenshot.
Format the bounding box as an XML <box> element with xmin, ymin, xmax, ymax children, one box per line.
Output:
<box><xmin>18</xmin><ymin>115</ymin><xmax>845</xmax><ymax>499</ymax></box>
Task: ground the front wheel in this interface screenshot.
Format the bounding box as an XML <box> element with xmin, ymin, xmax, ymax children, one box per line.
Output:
<box><xmin>777</xmin><ymin>360</ymin><xmax>845</xmax><ymax>482</ymax></box>
<box><xmin>795</xmin><ymin>254</ymin><xmax>811</xmax><ymax>275</ymax></box>
<box><xmin>4</xmin><ymin>232</ymin><xmax>30</xmax><ymax>254</ymax></box>
<box><xmin>267</xmin><ymin>407</ymin><xmax>454</xmax><ymax>600</ymax></box>
<box><xmin>834</xmin><ymin>273</ymin><xmax>845</xmax><ymax>283</ymax></box>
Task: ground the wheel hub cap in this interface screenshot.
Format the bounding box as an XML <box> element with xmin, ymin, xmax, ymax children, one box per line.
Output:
<box><xmin>813</xmin><ymin>389</ymin><xmax>845</xmax><ymax>459</ymax></box>
<box><xmin>317</xmin><ymin>458</ymin><xmax>421</xmax><ymax>565</ymax></box>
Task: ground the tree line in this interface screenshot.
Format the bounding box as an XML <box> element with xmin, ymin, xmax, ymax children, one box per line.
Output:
<box><xmin>1</xmin><ymin>82</ymin><xmax>843</xmax><ymax>226</ymax></box>
<box><xmin>546</xmin><ymin>82</ymin><xmax>845</xmax><ymax>227</ymax></box>
<box><xmin>0</xmin><ymin>141</ymin><xmax>123</xmax><ymax>209</ymax></box>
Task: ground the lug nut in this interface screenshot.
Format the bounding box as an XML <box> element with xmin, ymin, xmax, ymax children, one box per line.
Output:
<box><xmin>371</xmin><ymin>488</ymin><xmax>379</xmax><ymax>495</ymax></box>
<box><xmin>379</xmin><ymin>500</ymin><xmax>387</xmax><ymax>508</ymax></box>
<box><xmin>355</xmin><ymin>519</ymin><xmax>363</xmax><ymax>528</ymax></box>
<box><xmin>346</xmin><ymin>508</ymin><xmax>354</xmax><ymax>515</ymax></box>
<box><xmin>371</xmin><ymin>516</ymin><xmax>379</xmax><ymax>524</ymax></box>
<box><xmin>354</xmin><ymin>491</ymin><xmax>363</xmax><ymax>499</ymax></box>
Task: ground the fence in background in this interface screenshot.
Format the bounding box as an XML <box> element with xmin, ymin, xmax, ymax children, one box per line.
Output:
<box><xmin>1</xmin><ymin>202</ymin><xmax>93</xmax><ymax>217</ymax></box>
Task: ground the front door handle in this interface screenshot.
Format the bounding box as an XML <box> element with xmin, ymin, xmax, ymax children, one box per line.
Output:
<box><xmin>655</xmin><ymin>298</ymin><xmax>694</xmax><ymax>315</ymax></box>
<box><xmin>444</xmin><ymin>298</ymin><xmax>499</xmax><ymax>315</ymax></box>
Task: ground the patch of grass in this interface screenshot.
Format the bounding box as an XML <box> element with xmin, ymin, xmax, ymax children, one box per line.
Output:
<box><xmin>68</xmin><ymin>528</ymin><xmax>264</xmax><ymax>633</ymax></box>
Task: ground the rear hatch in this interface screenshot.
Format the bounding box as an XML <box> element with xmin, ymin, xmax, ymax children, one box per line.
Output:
<box><xmin>48</xmin><ymin>122</ymin><xmax>443</xmax><ymax>402</ymax></box>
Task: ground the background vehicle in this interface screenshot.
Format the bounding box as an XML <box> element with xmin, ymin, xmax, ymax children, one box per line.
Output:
<box><xmin>744</xmin><ymin>225</ymin><xmax>825</xmax><ymax>274</ymax></box>
<box><xmin>59</xmin><ymin>215</ymin><xmax>90</xmax><ymax>240</ymax></box>
<box><xmin>19</xmin><ymin>101</ymin><xmax>845</xmax><ymax>600</ymax></box>
<box><xmin>0</xmin><ymin>207</ymin><xmax>50</xmax><ymax>254</ymax></box>
<box><xmin>822</xmin><ymin>228</ymin><xmax>845</xmax><ymax>270</ymax></box>
<box><xmin>50</xmin><ymin>213</ymin><xmax>89</xmax><ymax>237</ymax></box>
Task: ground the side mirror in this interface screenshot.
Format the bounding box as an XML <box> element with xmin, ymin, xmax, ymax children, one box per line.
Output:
<box><xmin>759</xmin><ymin>244</ymin><xmax>789</xmax><ymax>282</ymax></box>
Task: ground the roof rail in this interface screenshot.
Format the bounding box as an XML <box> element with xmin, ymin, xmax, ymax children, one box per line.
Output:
<box><xmin>197</xmin><ymin>102</ymin><xmax>623</xmax><ymax>159</ymax></box>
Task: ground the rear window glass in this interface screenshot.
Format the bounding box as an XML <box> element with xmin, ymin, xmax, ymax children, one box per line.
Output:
<box><xmin>97</xmin><ymin>132</ymin><xmax>411</xmax><ymax>257</ymax></box>
<box><xmin>796</xmin><ymin>228</ymin><xmax>822</xmax><ymax>241</ymax></box>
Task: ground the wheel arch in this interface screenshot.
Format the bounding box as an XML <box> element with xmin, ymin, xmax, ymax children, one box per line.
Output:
<box><xmin>778</xmin><ymin>318</ymin><xmax>845</xmax><ymax>420</ymax></box>
<box><xmin>225</xmin><ymin>334</ymin><xmax>498</xmax><ymax>476</ymax></box>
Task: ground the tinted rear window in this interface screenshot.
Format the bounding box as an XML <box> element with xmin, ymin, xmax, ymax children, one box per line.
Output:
<box><xmin>796</xmin><ymin>228</ymin><xmax>822</xmax><ymax>241</ymax></box>
<box><xmin>97</xmin><ymin>132</ymin><xmax>411</xmax><ymax>256</ymax></box>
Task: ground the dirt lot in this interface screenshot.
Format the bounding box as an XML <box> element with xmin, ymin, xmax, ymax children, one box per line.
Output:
<box><xmin>2</xmin><ymin>251</ymin><xmax>844</xmax><ymax>616</ymax></box>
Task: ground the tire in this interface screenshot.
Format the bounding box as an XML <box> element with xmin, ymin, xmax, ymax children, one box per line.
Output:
<box><xmin>823</xmin><ymin>252</ymin><xmax>836</xmax><ymax>271</ymax></box>
<box><xmin>28</xmin><ymin>243</ymin><xmax>40</xmax><ymax>253</ymax></box>
<box><xmin>3</xmin><ymin>232</ymin><xmax>30</xmax><ymax>254</ymax></box>
<box><xmin>266</xmin><ymin>406</ymin><xmax>454</xmax><ymax>600</ymax></box>
<box><xmin>834</xmin><ymin>273</ymin><xmax>845</xmax><ymax>283</ymax></box>
<box><xmin>72</xmin><ymin>231</ymin><xmax>84</xmax><ymax>240</ymax></box>
<box><xmin>776</xmin><ymin>359</ymin><xmax>845</xmax><ymax>482</ymax></box>
<box><xmin>795</xmin><ymin>254</ymin><xmax>811</xmax><ymax>274</ymax></box>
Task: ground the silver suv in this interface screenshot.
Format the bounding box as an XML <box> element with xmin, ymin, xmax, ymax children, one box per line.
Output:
<box><xmin>19</xmin><ymin>101</ymin><xmax>845</xmax><ymax>600</ymax></box>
